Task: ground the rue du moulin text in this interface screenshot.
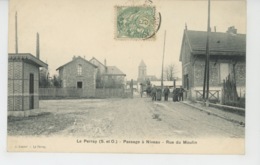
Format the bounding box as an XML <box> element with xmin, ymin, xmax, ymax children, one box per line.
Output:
<box><xmin>76</xmin><ymin>139</ymin><xmax>197</xmax><ymax>145</ymax></box>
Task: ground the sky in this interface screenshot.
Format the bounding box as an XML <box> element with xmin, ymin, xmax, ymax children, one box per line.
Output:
<box><xmin>8</xmin><ymin>0</ymin><xmax>246</xmax><ymax>80</ymax></box>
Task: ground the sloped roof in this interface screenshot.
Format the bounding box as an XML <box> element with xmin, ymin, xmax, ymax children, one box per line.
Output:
<box><xmin>139</xmin><ymin>60</ymin><xmax>146</xmax><ymax>67</ymax></box>
<box><xmin>8</xmin><ymin>53</ymin><xmax>48</xmax><ymax>68</ymax></box>
<box><xmin>56</xmin><ymin>56</ymin><xmax>97</xmax><ymax>70</ymax></box>
<box><xmin>182</xmin><ymin>30</ymin><xmax>246</xmax><ymax>57</ymax></box>
<box><xmin>89</xmin><ymin>57</ymin><xmax>106</xmax><ymax>67</ymax></box>
<box><xmin>104</xmin><ymin>66</ymin><xmax>126</xmax><ymax>76</ymax></box>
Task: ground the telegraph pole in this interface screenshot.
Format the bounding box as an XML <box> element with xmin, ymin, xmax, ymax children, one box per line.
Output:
<box><xmin>15</xmin><ymin>11</ymin><xmax>18</xmax><ymax>54</ymax></box>
<box><xmin>203</xmin><ymin>0</ymin><xmax>211</xmax><ymax>106</ymax></box>
<box><xmin>206</xmin><ymin>0</ymin><xmax>211</xmax><ymax>105</ymax></box>
<box><xmin>161</xmin><ymin>30</ymin><xmax>166</xmax><ymax>91</ymax></box>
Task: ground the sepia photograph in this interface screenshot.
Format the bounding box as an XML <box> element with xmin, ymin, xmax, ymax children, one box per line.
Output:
<box><xmin>7</xmin><ymin>0</ymin><xmax>246</xmax><ymax>154</ymax></box>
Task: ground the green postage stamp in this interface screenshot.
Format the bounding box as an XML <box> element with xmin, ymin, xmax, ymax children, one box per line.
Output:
<box><xmin>116</xmin><ymin>6</ymin><xmax>156</xmax><ymax>39</ymax></box>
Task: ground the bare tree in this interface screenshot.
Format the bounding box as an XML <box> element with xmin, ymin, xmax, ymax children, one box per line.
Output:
<box><xmin>164</xmin><ymin>64</ymin><xmax>178</xmax><ymax>81</ymax></box>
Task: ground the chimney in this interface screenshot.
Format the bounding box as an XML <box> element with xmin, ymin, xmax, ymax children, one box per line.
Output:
<box><xmin>36</xmin><ymin>32</ymin><xmax>40</xmax><ymax>59</ymax></box>
<box><xmin>185</xmin><ymin>23</ymin><xmax>187</xmax><ymax>30</ymax></box>
<box><xmin>73</xmin><ymin>56</ymin><xmax>76</xmax><ymax>60</ymax></box>
<box><xmin>214</xmin><ymin>26</ymin><xmax>216</xmax><ymax>32</ymax></box>
<box><xmin>226</xmin><ymin>26</ymin><xmax>237</xmax><ymax>34</ymax></box>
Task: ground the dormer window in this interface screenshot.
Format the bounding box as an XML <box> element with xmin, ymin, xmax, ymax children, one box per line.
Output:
<box><xmin>77</xmin><ymin>64</ymin><xmax>82</xmax><ymax>75</ymax></box>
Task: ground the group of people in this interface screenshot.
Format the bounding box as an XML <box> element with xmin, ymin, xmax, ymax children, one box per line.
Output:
<box><xmin>148</xmin><ymin>85</ymin><xmax>185</xmax><ymax>102</ymax></box>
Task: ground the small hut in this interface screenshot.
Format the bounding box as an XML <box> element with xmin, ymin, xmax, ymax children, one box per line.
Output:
<box><xmin>8</xmin><ymin>53</ymin><xmax>48</xmax><ymax>117</ymax></box>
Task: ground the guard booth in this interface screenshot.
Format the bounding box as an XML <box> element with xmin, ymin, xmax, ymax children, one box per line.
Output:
<box><xmin>8</xmin><ymin>53</ymin><xmax>48</xmax><ymax>117</ymax></box>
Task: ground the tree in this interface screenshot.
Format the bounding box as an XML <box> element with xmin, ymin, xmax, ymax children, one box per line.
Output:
<box><xmin>39</xmin><ymin>68</ymin><xmax>50</xmax><ymax>88</ymax></box>
<box><xmin>52</xmin><ymin>75</ymin><xmax>62</xmax><ymax>88</ymax></box>
<box><xmin>164</xmin><ymin>64</ymin><xmax>178</xmax><ymax>81</ymax></box>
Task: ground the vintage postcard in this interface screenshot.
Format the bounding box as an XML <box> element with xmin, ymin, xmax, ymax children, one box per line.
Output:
<box><xmin>7</xmin><ymin>0</ymin><xmax>246</xmax><ymax>154</ymax></box>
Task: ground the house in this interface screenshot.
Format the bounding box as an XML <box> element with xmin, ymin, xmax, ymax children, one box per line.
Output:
<box><xmin>179</xmin><ymin>26</ymin><xmax>246</xmax><ymax>101</ymax></box>
<box><xmin>8</xmin><ymin>53</ymin><xmax>48</xmax><ymax>117</ymax></box>
<box><xmin>56</xmin><ymin>56</ymin><xmax>97</xmax><ymax>97</ymax></box>
<box><xmin>89</xmin><ymin>57</ymin><xmax>126</xmax><ymax>88</ymax></box>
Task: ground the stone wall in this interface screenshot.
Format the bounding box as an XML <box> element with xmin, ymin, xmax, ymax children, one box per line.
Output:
<box><xmin>60</xmin><ymin>58</ymin><xmax>96</xmax><ymax>97</ymax></box>
<box><xmin>193</xmin><ymin>61</ymin><xmax>219</xmax><ymax>87</ymax></box>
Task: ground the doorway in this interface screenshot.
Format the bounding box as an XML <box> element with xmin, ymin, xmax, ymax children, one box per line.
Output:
<box><xmin>29</xmin><ymin>73</ymin><xmax>34</xmax><ymax>109</ymax></box>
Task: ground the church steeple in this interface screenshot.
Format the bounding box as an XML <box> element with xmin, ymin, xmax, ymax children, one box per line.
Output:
<box><xmin>138</xmin><ymin>60</ymin><xmax>147</xmax><ymax>81</ymax></box>
<box><xmin>139</xmin><ymin>60</ymin><xmax>146</xmax><ymax>67</ymax></box>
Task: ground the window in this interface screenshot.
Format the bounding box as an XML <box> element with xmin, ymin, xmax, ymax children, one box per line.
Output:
<box><xmin>77</xmin><ymin>64</ymin><xmax>82</xmax><ymax>75</ymax></box>
<box><xmin>77</xmin><ymin>81</ymin><xmax>83</xmax><ymax>88</ymax></box>
<box><xmin>220</xmin><ymin>63</ymin><xmax>230</xmax><ymax>82</ymax></box>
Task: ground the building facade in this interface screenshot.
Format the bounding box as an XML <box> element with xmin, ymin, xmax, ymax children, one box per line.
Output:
<box><xmin>89</xmin><ymin>57</ymin><xmax>126</xmax><ymax>88</ymax></box>
<box><xmin>8</xmin><ymin>53</ymin><xmax>48</xmax><ymax>117</ymax></box>
<box><xmin>179</xmin><ymin>27</ymin><xmax>246</xmax><ymax>102</ymax></box>
<box><xmin>57</xmin><ymin>56</ymin><xmax>97</xmax><ymax>97</ymax></box>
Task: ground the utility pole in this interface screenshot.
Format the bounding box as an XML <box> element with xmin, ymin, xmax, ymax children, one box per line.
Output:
<box><xmin>161</xmin><ymin>30</ymin><xmax>166</xmax><ymax>91</ymax></box>
<box><xmin>36</xmin><ymin>32</ymin><xmax>40</xmax><ymax>59</ymax></box>
<box><xmin>15</xmin><ymin>11</ymin><xmax>18</xmax><ymax>54</ymax></box>
<box><xmin>202</xmin><ymin>0</ymin><xmax>211</xmax><ymax>106</ymax></box>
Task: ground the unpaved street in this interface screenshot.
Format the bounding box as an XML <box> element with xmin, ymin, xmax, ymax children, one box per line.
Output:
<box><xmin>8</xmin><ymin>97</ymin><xmax>245</xmax><ymax>138</ymax></box>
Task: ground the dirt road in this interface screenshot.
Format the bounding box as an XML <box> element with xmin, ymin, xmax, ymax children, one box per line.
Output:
<box><xmin>8</xmin><ymin>98</ymin><xmax>245</xmax><ymax>138</ymax></box>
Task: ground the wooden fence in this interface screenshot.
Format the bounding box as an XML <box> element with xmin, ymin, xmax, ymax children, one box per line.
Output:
<box><xmin>39</xmin><ymin>88</ymin><xmax>132</xmax><ymax>99</ymax></box>
<box><xmin>95</xmin><ymin>88</ymin><xmax>132</xmax><ymax>98</ymax></box>
<box><xmin>195</xmin><ymin>90</ymin><xmax>220</xmax><ymax>103</ymax></box>
<box><xmin>39</xmin><ymin>88</ymin><xmax>83</xmax><ymax>99</ymax></box>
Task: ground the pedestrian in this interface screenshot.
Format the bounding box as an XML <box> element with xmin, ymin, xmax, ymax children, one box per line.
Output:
<box><xmin>178</xmin><ymin>86</ymin><xmax>185</xmax><ymax>101</ymax></box>
<box><xmin>172</xmin><ymin>88</ymin><xmax>179</xmax><ymax>102</ymax></box>
<box><xmin>163</xmin><ymin>86</ymin><xmax>170</xmax><ymax>101</ymax></box>
<box><xmin>151</xmin><ymin>85</ymin><xmax>157</xmax><ymax>101</ymax></box>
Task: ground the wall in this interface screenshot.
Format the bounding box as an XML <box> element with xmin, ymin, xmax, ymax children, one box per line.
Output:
<box><xmin>190</xmin><ymin>56</ymin><xmax>246</xmax><ymax>101</ymax></box>
<box><xmin>8</xmin><ymin>60</ymin><xmax>40</xmax><ymax>112</ymax></box>
<box><xmin>90</xmin><ymin>58</ymin><xmax>106</xmax><ymax>74</ymax></box>
<box><xmin>193</xmin><ymin>58</ymin><xmax>219</xmax><ymax>87</ymax></box>
<box><xmin>23</xmin><ymin>61</ymin><xmax>40</xmax><ymax>110</ymax></box>
<box><xmin>39</xmin><ymin>88</ymin><xmax>131</xmax><ymax>99</ymax></box>
<box><xmin>180</xmin><ymin>35</ymin><xmax>193</xmax><ymax>99</ymax></box>
<box><xmin>60</xmin><ymin>58</ymin><xmax>96</xmax><ymax>97</ymax></box>
<box><xmin>235</xmin><ymin>61</ymin><xmax>246</xmax><ymax>86</ymax></box>
<box><xmin>8</xmin><ymin>60</ymin><xmax>23</xmax><ymax>111</ymax></box>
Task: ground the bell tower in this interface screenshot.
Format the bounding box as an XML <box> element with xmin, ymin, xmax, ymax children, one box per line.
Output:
<box><xmin>138</xmin><ymin>60</ymin><xmax>147</xmax><ymax>82</ymax></box>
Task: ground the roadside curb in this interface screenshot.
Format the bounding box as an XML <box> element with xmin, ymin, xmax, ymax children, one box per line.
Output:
<box><xmin>180</xmin><ymin>101</ymin><xmax>245</xmax><ymax>126</ymax></box>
